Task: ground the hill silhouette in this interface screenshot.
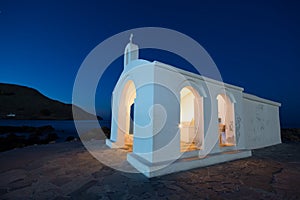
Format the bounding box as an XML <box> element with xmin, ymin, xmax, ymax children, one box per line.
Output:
<box><xmin>0</xmin><ymin>83</ymin><xmax>101</xmax><ymax>120</ymax></box>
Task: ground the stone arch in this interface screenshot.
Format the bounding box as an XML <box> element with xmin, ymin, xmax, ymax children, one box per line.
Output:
<box><xmin>117</xmin><ymin>80</ymin><xmax>136</xmax><ymax>151</ymax></box>
<box><xmin>179</xmin><ymin>85</ymin><xmax>204</xmax><ymax>152</ymax></box>
<box><xmin>176</xmin><ymin>79</ymin><xmax>207</xmax><ymax>98</ymax></box>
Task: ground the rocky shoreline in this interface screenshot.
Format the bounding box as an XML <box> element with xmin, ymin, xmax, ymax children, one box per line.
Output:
<box><xmin>0</xmin><ymin>125</ymin><xmax>111</xmax><ymax>152</ymax></box>
<box><xmin>0</xmin><ymin>125</ymin><xmax>58</xmax><ymax>152</ymax></box>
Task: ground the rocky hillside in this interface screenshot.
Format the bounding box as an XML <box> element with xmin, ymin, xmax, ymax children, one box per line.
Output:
<box><xmin>0</xmin><ymin>83</ymin><xmax>101</xmax><ymax>120</ymax></box>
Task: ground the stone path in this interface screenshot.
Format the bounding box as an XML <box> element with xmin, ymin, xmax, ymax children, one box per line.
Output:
<box><xmin>0</xmin><ymin>141</ymin><xmax>299</xmax><ymax>199</ymax></box>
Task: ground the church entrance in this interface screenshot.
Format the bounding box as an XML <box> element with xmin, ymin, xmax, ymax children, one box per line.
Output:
<box><xmin>118</xmin><ymin>80</ymin><xmax>136</xmax><ymax>152</ymax></box>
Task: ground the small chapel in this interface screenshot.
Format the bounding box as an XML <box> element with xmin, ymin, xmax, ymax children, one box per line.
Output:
<box><xmin>106</xmin><ymin>35</ymin><xmax>281</xmax><ymax>177</ymax></box>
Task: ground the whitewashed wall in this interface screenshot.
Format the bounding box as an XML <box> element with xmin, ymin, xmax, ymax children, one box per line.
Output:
<box><xmin>242</xmin><ymin>93</ymin><xmax>281</xmax><ymax>149</ymax></box>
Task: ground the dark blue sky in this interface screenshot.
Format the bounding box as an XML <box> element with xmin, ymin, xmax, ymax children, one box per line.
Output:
<box><xmin>0</xmin><ymin>0</ymin><xmax>299</xmax><ymax>127</ymax></box>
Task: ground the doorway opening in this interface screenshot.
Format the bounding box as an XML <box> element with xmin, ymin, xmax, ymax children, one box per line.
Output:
<box><xmin>217</xmin><ymin>94</ymin><xmax>236</xmax><ymax>147</ymax></box>
<box><xmin>118</xmin><ymin>80</ymin><xmax>136</xmax><ymax>152</ymax></box>
<box><xmin>179</xmin><ymin>86</ymin><xmax>203</xmax><ymax>152</ymax></box>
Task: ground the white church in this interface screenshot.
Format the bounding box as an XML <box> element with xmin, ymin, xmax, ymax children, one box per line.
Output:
<box><xmin>106</xmin><ymin>35</ymin><xmax>281</xmax><ymax>177</ymax></box>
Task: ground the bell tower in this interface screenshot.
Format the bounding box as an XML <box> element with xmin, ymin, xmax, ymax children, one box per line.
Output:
<box><xmin>124</xmin><ymin>34</ymin><xmax>139</xmax><ymax>69</ymax></box>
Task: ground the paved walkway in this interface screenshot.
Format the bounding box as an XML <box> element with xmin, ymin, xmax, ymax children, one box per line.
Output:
<box><xmin>0</xmin><ymin>141</ymin><xmax>299</xmax><ymax>199</ymax></box>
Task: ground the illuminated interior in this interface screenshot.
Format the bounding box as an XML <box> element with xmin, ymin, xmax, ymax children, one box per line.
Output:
<box><xmin>118</xmin><ymin>80</ymin><xmax>136</xmax><ymax>152</ymax></box>
<box><xmin>180</xmin><ymin>86</ymin><xmax>203</xmax><ymax>152</ymax></box>
<box><xmin>217</xmin><ymin>94</ymin><xmax>236</xmax><ymax>147</ymax></box>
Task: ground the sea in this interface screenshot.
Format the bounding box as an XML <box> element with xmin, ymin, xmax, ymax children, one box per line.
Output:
<box><xmin>0</xmin><ymin>120</ymin><xmax>111</xmax><ymax>142</ymax></box>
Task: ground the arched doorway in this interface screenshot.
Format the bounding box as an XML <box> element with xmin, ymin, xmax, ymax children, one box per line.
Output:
<box><xmin>179</xmin><ymin>86</ymin><xmax>203</xmax><ymax>152</ymax></box>
<box><xmin>217</xmin><ymin>94</ymin><xmax>236</xmax><ymax>147</ymax></box>
<box><xmin>118</xmin><ymin>80</ymin><xmax>136</xmax><ymax>152</ymax></box>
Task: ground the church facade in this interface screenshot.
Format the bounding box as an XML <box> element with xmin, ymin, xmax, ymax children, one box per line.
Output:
<box><xmin>106</xmin><ymin>36</ymin><xmax>281</xmax><ymax>177</ymax></box>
